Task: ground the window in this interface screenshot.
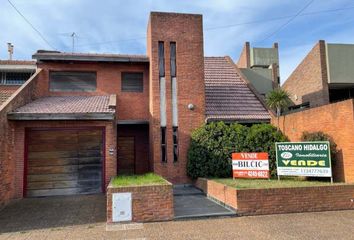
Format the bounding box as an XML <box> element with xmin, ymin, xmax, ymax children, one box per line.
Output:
<box><xmin>161</xmin><ymin>127</ymin><xmax>167</xmax><ymax>162</ymax></box>
<box><xmin>1</xmin><ymin>71</ymin><xmax>34</xmax><ymax>85</ymax></box>
<box><xmin>158</xmin><ymin>41</ymin><xmax>165</xmax><ymax>77</ymax></box>
<box><xmin>173</xmin><ymin>127</ymin><xmax>178</xmax><ymax>162</ymax></box>
<box><xmin>49</xmin><ymin>71</ymin><xmax>96</xmax><ymax>92</ymax></box>
<box><xmin>121</xmin><ymin>73</ymin><xmax>143</xmax><ymax>92</ymax></box>
<box><xmin>170</xmin><ymin>42</ymin><xmax>176</xmax><ymax>77</ymax></box>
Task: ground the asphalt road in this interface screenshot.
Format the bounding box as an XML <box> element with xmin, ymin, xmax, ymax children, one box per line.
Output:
<box><xmin>1</xmin><ymin>210</ymin><xmax>353</xmax><ymax>240</ymax></box>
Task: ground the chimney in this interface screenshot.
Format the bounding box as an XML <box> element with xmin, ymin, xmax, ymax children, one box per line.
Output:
<box><xmin>7</xmin><ymin>43</ymin><xmax>14</xmax><ymax>60</ymax></box>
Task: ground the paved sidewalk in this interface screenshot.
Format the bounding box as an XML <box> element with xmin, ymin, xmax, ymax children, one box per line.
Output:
<box><xmin>0</xmin><ymin>208</ymin><xmax>353</xmax><ymax>239</ymax></box>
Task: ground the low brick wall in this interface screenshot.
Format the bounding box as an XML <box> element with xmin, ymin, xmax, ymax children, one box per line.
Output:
<box><xmin>107</xmin><ymin>180</ymin><xmax>174</xmax><ymax>223</ymax></box>
<box><xmin>196</xmin><ymin>178</ymin><xmax>354</xmax><ymax>216</ymax></box>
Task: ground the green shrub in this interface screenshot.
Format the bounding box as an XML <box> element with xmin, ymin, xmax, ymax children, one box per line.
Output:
<box><xmin>187</xmin><ymin>122</ymin><xmax>248</xmax><ymax>179</ymax></box>
<box><xmin>245</xmin><ymin>124</ymin><xmax>288</xmax><ymax>176</ymax></box>
<box><xmin>301</xmin><ymin>131</ymin><xmax>338</xmax><ymax>166</ymax></box>
<box><xmin>187</xmin><ymin>122</ymin><xmax>288</xmax><ymax>179</ymax></box>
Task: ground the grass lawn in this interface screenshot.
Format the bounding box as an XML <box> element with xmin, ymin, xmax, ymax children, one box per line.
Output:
<box><xmin>214</xmin><ymin>178</ymin><xmax>344</xmax><ymax>189</ymax></box>
<box><xmin>111</xmin><ymin>173</ymin><xmax>168</xmax><ymax>187</ymax></box>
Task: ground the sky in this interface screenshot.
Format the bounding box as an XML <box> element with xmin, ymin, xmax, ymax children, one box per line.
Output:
<box><xmin>1</xmin><ymin>0</ymin><xmax>354</xmax><ymax>83</ymax></box>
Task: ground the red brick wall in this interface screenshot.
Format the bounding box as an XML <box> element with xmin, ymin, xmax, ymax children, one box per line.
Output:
<box><xmin>236</xmin><ymin>42</ymin><xmax>250</xmax><ymax>68</ymax></box>
<box><xmin>196</xmin><ymin>178</ymin><xmax>354</xmax><ymax>216</ymax></box>
<box><xmin>147</xmin><ymin>12</ymin><xmax>206</xmax><ymax>183</ymax></box>
<box><xmin>107</xmin><ymin>181</ymin><xmax>174</xmax><ymax>223</ymax></box>
<box><xmin>0</xmin><ymin>85</ymin><xmax>20</xmax><ymax>106</ymax></box>
<box><xmin>236</xmin><ymin>185</ymin><xmax>354</xmax><ymax>215</ymax></box>
<box><xmin>36</xmin><ymin>62</ymin><xmax>149</xmax><ymax>121</ymax></box>
<box><xmin>272</xmin><ymin>99</ymin><xmax>354</xmax><ymax>183</ymax></box>
<box><xmin>0</xmin><ymin>70</ymin><xmax>44</xmax><ymax>208</ymax></box>
<box><xmin>117</xmin><ymin>124</ymin><xmax>150</xmax><ymax>174</ymax></box>
<box><xmin>282</xmin><ymin>40</ymin><xmax>330</xmax><ymax>108</ymax></box>
<box><xmin>11</xmin><ymin>120</ymin><xmax>116</xmax><ymax>199</ymax></box>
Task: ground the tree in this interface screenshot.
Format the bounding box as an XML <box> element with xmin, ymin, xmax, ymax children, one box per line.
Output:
<box><xmin>265</xmin><ymin>88</ymin><xmax>291</xmax><ymax>131</ymax></box>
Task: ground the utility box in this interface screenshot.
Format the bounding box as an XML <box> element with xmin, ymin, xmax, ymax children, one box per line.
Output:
<box><xmin>112</xmin><ymin>192</ymin><xmax>132</xmax><ymax>222</ymax></box>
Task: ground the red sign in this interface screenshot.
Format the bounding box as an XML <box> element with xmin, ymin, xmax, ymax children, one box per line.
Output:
<box><xmin>232</xmin><ymin>152</ymin><xmax>269</xmax><ymax>179</ymax></box>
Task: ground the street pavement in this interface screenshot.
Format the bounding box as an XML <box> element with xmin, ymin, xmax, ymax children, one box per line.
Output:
<box><xmin>1</xmin><ymin>209</ymin><xmax>353</xmax><ymax>239</ymax></box>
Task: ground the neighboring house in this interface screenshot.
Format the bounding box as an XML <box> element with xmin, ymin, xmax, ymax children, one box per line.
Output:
<box><xmin>0</xmin><ymin>60</ymin><xmax>36</xmax><ymax>105</ymax></box>
<box><xmin>0</xmin><ymin>12</ymin><xmax>269</xmax><ymax>205</ymax></box>
<box><xmin>237</xmin><ymin>42</ymin><xmax>280</xmax><ymax>97</ymax></box>
<box><xmin>283</xmin><ymin>40</ymin><xmax>354</xmax><ymax>110</ymax></box>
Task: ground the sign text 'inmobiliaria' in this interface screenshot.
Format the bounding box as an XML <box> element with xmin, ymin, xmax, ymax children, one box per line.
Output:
<box><xmin>276</xmin><ymin>141</ymin><xmax>332</xmax><ymax>177</ymax></box>
<box><xmin>232</xmin><ymin>152</ymin><xmax>269</xmax><ymax>179</ymax></box>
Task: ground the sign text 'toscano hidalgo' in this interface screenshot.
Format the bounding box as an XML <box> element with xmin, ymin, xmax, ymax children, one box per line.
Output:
<box><xmin>276</xmin><ymin>142</ymin><xmax>332</xmax><ymax>177</ymax></box>
<box><xmin>232</xmin><ymin>152</ymin><xmax>269</xmax><ymax>179</ymax></box>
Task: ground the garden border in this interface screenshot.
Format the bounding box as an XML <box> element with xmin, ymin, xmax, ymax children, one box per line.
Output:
<box><xmin>195</xmin><ymin>178</ymin><xmax>354</xmax><ymax>215</ymax></box>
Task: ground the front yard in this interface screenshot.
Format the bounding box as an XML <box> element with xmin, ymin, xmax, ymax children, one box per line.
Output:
<box><xmin>213</xmin><ymin>178</ymin><xmax>344</xmax><ymax>189</ymax></box>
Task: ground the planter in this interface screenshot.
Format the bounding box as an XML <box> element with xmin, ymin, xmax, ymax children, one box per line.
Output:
<box><xmin>195</xmin><ymin>178</ymin><xmax>354</xmax><ymax>215</ymax></box>
<box><xmin>107</xmin><ymin>178</ymin><xmax>174</xmax><ymax>223</ymax></box>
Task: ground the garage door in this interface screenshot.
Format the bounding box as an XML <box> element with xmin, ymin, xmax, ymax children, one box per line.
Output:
<box><xmin>26</xmin><ymin>129</ymin><xmax>104</xmax><ymax>197</ymax></box>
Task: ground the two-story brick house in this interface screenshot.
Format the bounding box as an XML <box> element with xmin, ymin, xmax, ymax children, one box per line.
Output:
<box><xmin>0</xmin><ymin>12</ymin><xmax>270</xmax><ymax>204</ymax></box>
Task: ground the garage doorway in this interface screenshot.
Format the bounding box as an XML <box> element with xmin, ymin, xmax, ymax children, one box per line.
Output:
<box><xmin>25</xmin><ymin>128</ymin><xmax>105</xmax><ymax>197</ymax></box>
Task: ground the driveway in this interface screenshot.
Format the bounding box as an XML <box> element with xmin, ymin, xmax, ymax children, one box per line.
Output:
<box><xmin>0</xmin><ymin>194</ymin><xmax>105</xmax><ymax>234</ymax></box>
<box><xmin>0</xmin><ymin>196</ymin><xmax>353</xmax><ymax>240</ymax></box>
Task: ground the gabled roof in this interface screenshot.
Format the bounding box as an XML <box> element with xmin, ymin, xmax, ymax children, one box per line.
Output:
<box><xmin>8</xmin><ymin>95</ymin><xmax>115</xmax><ymax>120</ymax></box>
<box><xmin>33</xmin><ymin>50</ymin><xmax>149</xmax><ymax>63</ymax></box>
<box><xmin>204</xmin><ymin>56</ymin><xmax>270</xmax><ymax>122</ymax></box>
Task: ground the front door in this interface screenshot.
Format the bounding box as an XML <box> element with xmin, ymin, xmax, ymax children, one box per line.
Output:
<box><xmin>117</xmin><ymin>136</ymin><xmax>135</xmax><ymax>174</ymax></box>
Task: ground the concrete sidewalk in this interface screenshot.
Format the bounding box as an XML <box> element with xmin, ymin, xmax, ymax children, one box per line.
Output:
<box><xmin>1</xmin><ymin>209</ymin><xmax>353</xmax><ymax>239</ymax></box>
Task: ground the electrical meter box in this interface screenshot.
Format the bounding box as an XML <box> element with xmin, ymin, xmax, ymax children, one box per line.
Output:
<box><xmin>112</xmin><ymin>192</ymin><xmax>132</xmax><ymax>222</ymax></box>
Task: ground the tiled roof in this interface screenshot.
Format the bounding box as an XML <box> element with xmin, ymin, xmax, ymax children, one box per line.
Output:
<box><xmin>12</xmin><ymin>96</ymin><xmax>115</xmax><ymax>114</ymax></box>
<box><xmin>0</xmin><ymin>89</ymin><xmax>16</xmax><ymax>106</ymax></box>
<box><xmin>204</xmin><ymin>56</ymin><xmax>270</xmax><ymax>122</ymax></box>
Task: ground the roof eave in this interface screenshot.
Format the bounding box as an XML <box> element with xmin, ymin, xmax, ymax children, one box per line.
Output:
<box><xmin>7</xmin><ymin>112</ymin><xmax>115</xmax><ymax>121</ymax></box>
<box><xmin>32</xmin><ymin>54</ymin><xmax>149</xmax><ymax>63</ymax></box>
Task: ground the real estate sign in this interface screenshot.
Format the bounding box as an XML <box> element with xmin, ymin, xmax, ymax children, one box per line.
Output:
<box><xmin>232</xmin><ymin>152</ymin><xmax>269</xmax><ymax>179</ymax></box>
<box><xmin>276</xmin><ymin>142</ymin><xmax>332</xmax><ymax>177</ymax></box>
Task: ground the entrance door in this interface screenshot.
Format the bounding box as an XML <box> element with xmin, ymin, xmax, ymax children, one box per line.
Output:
<box><xmin>117</xmin><ymin>136</ymin><xmax>135</xmax><ymax>174</ymax></box>
<box><xmin>26</xmin><ymin>129</ymin><xmax>104</xmax><ymax>197</ymax></box>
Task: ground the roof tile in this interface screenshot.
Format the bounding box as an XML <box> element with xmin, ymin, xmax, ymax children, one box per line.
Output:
<box><xmin>204</xmin><ymin>57</ymin><xmax>270</xmax><ymax>122</ymax></box>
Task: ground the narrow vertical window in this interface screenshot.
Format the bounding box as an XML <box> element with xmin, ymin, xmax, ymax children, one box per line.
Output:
<box><xmin>161</xmin><ymin>127</ymin><xmax>167</xmax><ymax>162</ymax></box>
<box><xmin>170</xmin><ymin>42</ymin><xmax>176</xmax><ymax>78</ymax></box>
<box><xmin>173</xmin><ymin>127</ymin><xmax>178</xmax><ymax>162</ymax></box>
<box><xmin>170</xmin><ymin>42</ymin><xmax>178</xmax><ymax>162</ymax></box>
<box><xmin>158</xmin><ymin>42</ymin><xmax>165</xmax><ymax>77</ymax></box>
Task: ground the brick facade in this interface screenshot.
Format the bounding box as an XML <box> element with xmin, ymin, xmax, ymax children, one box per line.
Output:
<box><xmin>196</xmin><ymin>178</ymin><xmax>354</xmax><ymax>216</ymax></box>
<box><xmin>282</xmin><ymin>40</ymin><xmax>330</xmax><ymax>108</ymax></box>
<box><xmin>36</xmin><ymin>61</ymin><xmax>150</xmax><ymax>121</ymax></box>
<box><xmin>147</xmin><ymin>12</ymin><xmax>205</xmax><ymax>183</ymax></box>
<box><xmin>107</xmin><ymin>180</ymin><xmax>174</xmax><ymax>223</ymax></box>
<box><xmin>272</xmin><ymin>99</ymin><xmax>354</xmax><ymax>183</ymax></box>
<box><xmin>0</xmin><ymin>70</ymin><xmax>43</xmax><ymax>208</ymax></box>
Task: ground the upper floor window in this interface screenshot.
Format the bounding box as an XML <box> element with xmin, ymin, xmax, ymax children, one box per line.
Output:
<box><xmin>49</xmin><ymin>71</ymin><xmax>96</xmax><ymax>92</ymax></box>
<box><xmin>121</xmin><ymin>72</ymin><xmax>144</xmax><ymax>92</ymax></box>
<box><xmin>0</xmin><ymin>71</ymin><xmax>34</xmax><ymax>85</ymax></box>
<box><xmin>158</xmin><ymin>41</ymin><xmax>165</xmax><ymax>77</ymax></box>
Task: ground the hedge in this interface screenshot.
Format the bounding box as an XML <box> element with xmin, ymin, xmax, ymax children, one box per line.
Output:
<box><xmin>187</xmin><ymin>122</ymin><xmax>288</xmax><ymax>179</ymax></box>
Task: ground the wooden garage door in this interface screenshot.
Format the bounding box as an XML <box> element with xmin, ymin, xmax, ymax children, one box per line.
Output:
<box><xmin>26</xmin><ymin>129</ymin><xmax>103</xmax><ymax>197</ymax></box>
<box><xmin>117</xmin><ymin>137</ymin><xmax>135</xmax><ymax>174</ymax></box>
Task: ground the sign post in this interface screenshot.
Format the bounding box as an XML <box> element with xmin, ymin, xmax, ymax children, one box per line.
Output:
<box><xmin>232</xmin><ymin>152</ymin><xmax>269</xmax><ymax>179</ymax></box>
<box><xmin>275</xmin><ymin>141</ymin><xmax>332</xmax><ymax>181</ymax></box>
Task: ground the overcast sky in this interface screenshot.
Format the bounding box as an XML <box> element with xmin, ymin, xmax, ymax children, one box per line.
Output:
<box><xmin>1</xmin><ymin>0</ymin><xmax>354</xmax><ymax>83</ymax></box>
